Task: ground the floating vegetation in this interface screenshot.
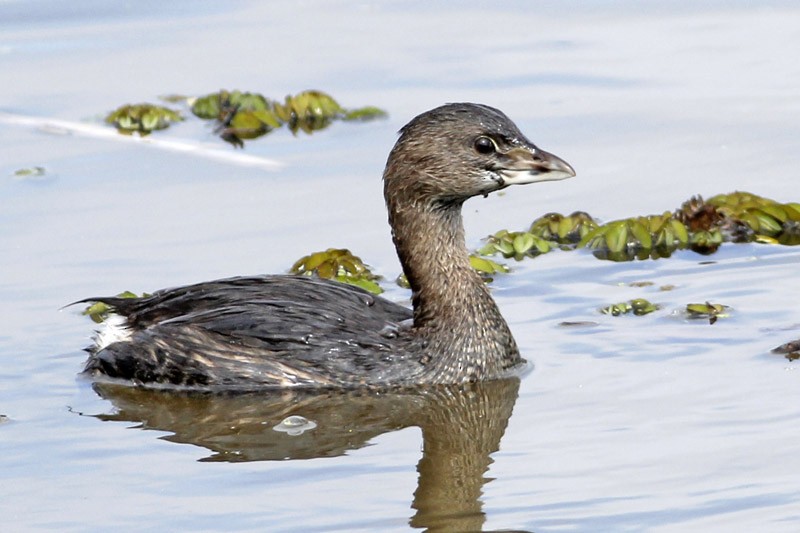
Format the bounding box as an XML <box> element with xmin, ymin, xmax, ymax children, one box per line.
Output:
<box><xmin>685</xmin><ymin>302</ymin><xmax>729</xmax><ymax>324</ymax></box>
<box><xmin>158</xmin><ymin>94</ymin><xmax>192</xmax><ymax>104</ymax></box>
<box><xmin>478</xmin><ymin>229</ymin><xmax>552</xmax><ymax>260</ymax></box>
<box><xmin>475</xmin><ymin>191</ymin><xmax>799</xmax><ymax>265</ymax></box>
<box><xmin>678</xmin><ymin>191</ymin><xmax>800</xmax><ymax>246</ymax></box>
<box><xmin>190</xmin><ymin>90</ymin><xmax>271</xmax><ymax>120</ymax></box>
<box><xmin>597</xmin><ymin>299</ymin><xmax>736</xmax><ymax>322</ymax></box>
<box><xmin>477</xmin><ymin>211</ymin><xmax>593</xmax><ymax>260</ymax></box>
<box><xmin>106</xmin><ymin>90</ymin><xmax>385</xmax><ymax>145</ymax></box>
<box><xmin>469</xmin><ymin>254</ymin><xmax>509</xmax><ymax>281</ymax></box>
<box><xmin>579</xmin><ymin>212</ymin><xmax>691</xmax><ymax>261</ymax></box>
<box><xmin>290</xmin><ymin>248</ymin><xmax>383</xmax><ymax>295</ymax></box>
<box><xmin>396</xmin><ymin>254</ymin><xmax>509</xmax><ymax>288</ymax></box>
<box><xmin>688</xmin><ymin>228</ymin><xmax>724</xmax><ymax>255</ymax></box>
<box><xmin>342</xmin><ymin>106</ymin><xmax>388</xmax><ymax>121</ymax></box>
<box><xmin>771</xmin><ymin>339</ymin><xmax>800</xmax><ymax>361</ymax></box>
<box><xmin>189</xmin><ymin>89</ymin><xmax>386</xmax><ymax>145</ymax></box>
<box><xmin>271</xmin><ymin>90</ymin><xmax>339</xmax><ymax>135</ymax></box>
<box><xmin>528</xmin><ymin>211</ymin><xmax>598</xmax><ymax>244</ymax></box>
<box><xmin>271</xmin><ymin>90</ymin><xmax>333</xmax><ymax>134</ymax></box>
<box><xmin>105</xmin><ymin>104</ymin><xmax>183</xmax><ymax>135</ymax></box>
<box><xmin>272</xmin><ymin>90</ymin><xmax>386</xmax><ymax>135</ymax></box>
<box><xmin>82</xmin><ymin>291</ymin><xmax>149</xmax><ymax>323</ymax></box>
<box><xmin>600</xmin><ymin>298</ymin><xmax>660</xmax><ymax>316</ymax></box>
<box><xmin>191</xmin><ymin>90</ymin><xmax>280</xmax><ymax>145</ymax></box>
<box><xmin>12</xmin><ymin>166</ymin><xmax>46</xmax><ymax>180</ymax></box>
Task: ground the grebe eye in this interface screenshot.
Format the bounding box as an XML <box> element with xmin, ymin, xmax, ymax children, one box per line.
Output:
<box><xmin>474</xmin><ymin>136</ymin><xmax>497</xmax><ymax>155</ymax></box>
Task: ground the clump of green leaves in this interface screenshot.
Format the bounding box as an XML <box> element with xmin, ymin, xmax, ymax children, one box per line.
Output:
<box><xmin>12</xmin><ymin>166</ymin><xmax>46</xmax><ymax>180</ymax></box>
<box><xmin>477</xmin><ymin>191</ymin><xmax>799</xmax><ymax>264</ymax></box>
<box><xmin>290</xmin><ymin>248</ymin><xmax>383</xmax><ymax>294</ymax></box>
<box><xmin>274</xmin><ymin>90</ymin><xmax>386</xmax><ymax>134</ymax></box>
<box><xmin>342</xmin><ymin>106</ymin><xmax>388</xmax><ymax>121</ymax></box>
<box><xmin>685</xmin><ymin>301</ymin><xmax>729</xmax><ymax>324</ymax></box>
<box><xmin>106</xmin><ymin>90</ymin><xmax>385</xmax><ymax>145</ymax></box>
<box><xmin>469</xmin><ymin>254</ymin><xmax>509</xmax><ymax>281</ymax></box>
<box><xmin>688</xmin><ymin>228</ymin><xmax>724</xmax><ymax>254</ymax></box>
<box><xmin>191</xmin><ymin>90</ymin><xmax>280</xmax><ymax>146</ymax></box>
<box><xmin>677</xmin><ymin>191</ymin><xmax>800</xmax><ymax>246</ymax></box>
<box><xmin>82</xmin><ymin>291</ymin><xmax>149</xmax><ymax>323</ymax></box>
<box><xmin>478</xmin><ymin>230</ymin><xmax>552</xmax><ymax>260</ymax></box>
<box><xmin>396</xmin><ymin>253</ymin><xmax>508</xmax><ymax>288</ymax></box>
<box><xmin>272</xmin><ymin>90</ymin><xmax>337</xmax><ymax>134</ymax></box>
<box><xmin>105</xmin><ymin>104</ymin><xmax>182</xmax><ymax>135</ymax></box>
<box><xmin>189</xmin><ymin>89</ymin><xmax>386</xmax><ymax>145</ymax></box>
<box><xmin>579</xmin><ymin>212</ymin><xmax>690</xmax><ymax>261</ymax></box>
<box><xmin>529</xmin><ymin>211</ymin><xmax>598</xmax><ymax>244</ymax></box>
<box><xmin>600</xmin><ymin>298</ymin><xmax>660</xmax><ymax>316</ymax></box>
<box><xmin>191</xmin><ymin>90</ymin><xmax>272</xmax><ymax>120</ymax></box>
<box><xmin>479</xmin><ymin>212</ymin><xmax>600</xmax><ymax>261</ymax></box>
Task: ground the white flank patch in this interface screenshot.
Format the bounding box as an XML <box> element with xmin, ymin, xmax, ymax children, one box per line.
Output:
<box><xmin>93</xmin><ymin>314</ymin><xmax>132</xmax><ymax>351</ymax></box>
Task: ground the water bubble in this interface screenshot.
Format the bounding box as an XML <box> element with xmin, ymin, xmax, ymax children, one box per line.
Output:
<box><xmin>273</xmin><ymin>415</ymin><xmax>317</xmax><ymax>436</ymax></box>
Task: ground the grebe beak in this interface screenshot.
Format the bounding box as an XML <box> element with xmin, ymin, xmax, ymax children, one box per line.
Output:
<box><xmin>497</xmin><ymin>146</ymin><xmax>576</xmax><ymax>186</ymax></box>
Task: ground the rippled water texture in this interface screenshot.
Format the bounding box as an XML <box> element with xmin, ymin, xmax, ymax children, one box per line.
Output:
<box><xmin>2</xmin><ymin>1</ymin><xmax>799</xmax><ymax>531</ymax></box>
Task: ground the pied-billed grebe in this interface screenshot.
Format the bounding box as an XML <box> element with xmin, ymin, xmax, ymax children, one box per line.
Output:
<box><xmin>78</xmin><ymin>103</ymin><xmax>575</xmax><ymax>389</ymax></box>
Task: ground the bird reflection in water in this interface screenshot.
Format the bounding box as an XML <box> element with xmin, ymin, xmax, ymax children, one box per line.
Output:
<box><xmin>88</xmin><ymin>378</ymin><xmax>530</xmax><ymax>532</ymax></box>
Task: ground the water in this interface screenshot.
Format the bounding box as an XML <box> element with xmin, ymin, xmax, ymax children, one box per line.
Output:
<box><xmin>2</xmin><ymin>1</ymin><xmax>800</xmax><ymax>531</ymax></box>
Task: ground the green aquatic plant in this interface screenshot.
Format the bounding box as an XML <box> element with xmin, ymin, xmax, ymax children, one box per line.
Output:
<box><xmin>474</xmin><ymin>191</ymin><xmax>800</xmax><ymax>264</ymax></box>
<box><xmin>626</xmin><ymin>281</ymin><xmax>654</xmax><ymax>288</ymax></box>
<box><xmin>342</xmin><ymin>106</ymin><xmax>388</xmax><ymax>121</ymax></box>
<box><xmin>528</xmin><ymin>211</ymin><xmax>598</xmax><ymax>244</ymax></box>
<box><xmin>688</xmin><ymin>228</ymin><xmax>724</xmax><ymax>254</ymax></box>
<box><xmin>469</xmin><ymin>253</ymin><xmax>510</xmax><ymax>281</ymax></box>
<box><xmin>105</xmin><ymin>90</ymin><xmax>386</xmax><ymax>145</ymax></box>
<box><xmin>272</xmin><ymin>90</ymin><xmax>342</xmax><ymax>134</ymax></box>
<box><xmin>479</xmin><ymin>212</ymin><xmax>598</xmax><ymax>261</ymax></box>
<box><xmin>12</xmin><ymin>166</ymin><xmax>46</xmax><ymax>179</ymax></box>
<box><xmin>105</xmin><ymin>104</ymin><xmax>182</xmax><ymax>135</ymax></box>
<box><xmin>709</xmin><ymin>192</ymin><xmax>800</xmax><ymax>245</ymax></box>
<box><xmin>290</xmin><ymin>248</ymin><xmax>383</xmax><ymax>294</ymax></box>
<box><xmin>478</xmin><ymin>229</ymin><xmax>552</xmax><ymax>260</ymax></box>
<box><xmin>600</xmin><ymin>298</ymin><xmax>660</xmax><ymax>316</ymax></box>
<box><xmin>158</xmin><ymin>94</ymin><xmax>191</xmax><ymax>104</ymax></box>
<box><xmin>191</xmin><ymin>90</ymin><xmax>273</xmax><ymax>120</ymax></box>
<box><xmin>472</xmin><ymin>191</ymin><xmax>797</xmax><ymax>264</ymax></box>
<box><xmin>579</xmin><ymin>212</ymin><xmax>690</xmax><ymax>261</ymax></box>
<box><xmin>677</xmin><ymin>191</ymin><xmax>800</xmax><ymax>246</ymax></box>
<box><xmin>273</xmin><ymin>90</ymin><xmax>386</xmax><ymax>134</ymax></box>
<box><xmin>191</xmin><ymin>90</ymin><xmax>281</xmax><ymax>146</ymax></box>
<box><xmin>396</xmin><ymin>254</ymin><xmax>508</xmax><ymax>288</ymax></box>
<box><xmin>685</xmin><ymin>301</ymin><xmax>729</xmax><ymax>324</ymax></box>
<box><xmin>83</xmin><ymin>291</ymin><xmax>150</xmax><ymax>323</ymax></box>
<box><xmin>188</xmin><ymin>89</ymin><xmax>387</xmax><ymax>144</ymax></box>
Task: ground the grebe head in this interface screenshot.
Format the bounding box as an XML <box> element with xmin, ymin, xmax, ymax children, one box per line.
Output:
<box><xmin>383</xmin><ymin>103</ymin><xmax>575</xmax><ymax>207</ymax></box>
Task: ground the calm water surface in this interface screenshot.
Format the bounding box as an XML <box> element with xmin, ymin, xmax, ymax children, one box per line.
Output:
<box><xmin>2</xmin><ymin>1</ymin><xmax>799</xmax><ymax>531</ymax></box>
